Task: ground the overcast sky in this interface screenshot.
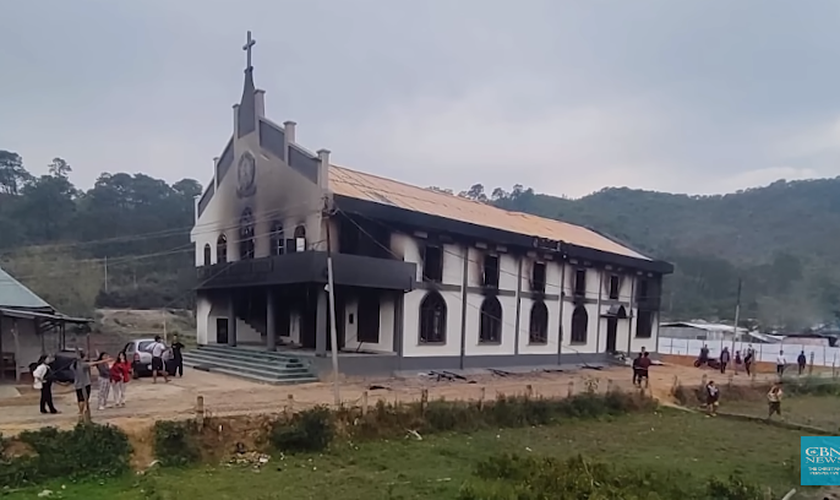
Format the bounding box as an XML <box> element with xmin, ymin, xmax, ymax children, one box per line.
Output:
<box><xmin>2</xmin><ymin>1</ymin><xmax>840</xmax><ymax>198</ymax></box>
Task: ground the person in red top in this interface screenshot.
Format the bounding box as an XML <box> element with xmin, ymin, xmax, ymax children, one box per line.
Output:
<box><xmin>109</xmin><ymin>351</ymin><xmax>131</xmax><ymax>407</ymax></box>
<box><xmin>636</xmin><ymin>352</ymin><xmax>652</xmax><ymax>388</ymax></box>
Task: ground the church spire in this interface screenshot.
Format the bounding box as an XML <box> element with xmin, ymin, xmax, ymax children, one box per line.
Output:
<box><xmin>237</xmin><ymin>30</ymin><xmax>257</xmax><ymax>137</ymax></box>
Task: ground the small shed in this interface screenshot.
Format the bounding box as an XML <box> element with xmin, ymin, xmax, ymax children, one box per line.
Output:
<box><xmin>0</xmin><ymin>267</ymin><xmax>91</xmax><ymax>382</ymax></box>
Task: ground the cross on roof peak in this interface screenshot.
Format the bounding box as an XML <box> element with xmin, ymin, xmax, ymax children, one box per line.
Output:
<box><xmin>242</xmin><ymin>31</ymin><xmax>256</xmax><ymax>71</ymax></box>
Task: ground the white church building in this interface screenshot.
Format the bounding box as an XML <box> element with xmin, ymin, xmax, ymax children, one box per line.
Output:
<box><xmin>189</xmin><ymin>32</ymin><xmax>673</xmax><ymax>377</ymax></box>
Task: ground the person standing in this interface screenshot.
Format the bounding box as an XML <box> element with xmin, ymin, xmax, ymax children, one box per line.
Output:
<box><xmin>33</xmin><ymin>355</ymin><xmax>58</xmax><ymax>414</ymax></box>
<box><xmin>744</xmin><ymin>348</ymin><xmax>754</xmax><ymax>377</ymax></box>
<box><xmin>767</xmin><ymin>384</ymin><xmax>783</xmax><ymax>419</ymax></box>
<box><xmin>705</xmin><ymin>380</ymin><xmax>720</xmax><ymax>416</ymax></box>
<box><xmin>632</xmin><ymin>352</ymin><xmax>642</xmax><ymax>386</ymax></box>
<box><xmin>734</xmin><ymin>350</ymin><xmax>742</xmax><ymax>375</ymax></box>
<box><xmin>171</xmin><ymin>334</ymin><xmax>185</xmax><ymax>378</ymax></box>
<box><xmin>637</xmin><ymin>351</ymin><xmax>652</xmax><ymax>388</ymax></box>
<box><xmin>776</xmin><ymin>350</ymin><xmax>786</xmax><ymax>378</ymax></box>
<box><xmin>110</xmin><ymin>351</ymin><xmax>131</xmax><ymax>407</ymax></box>
<box><xmin>797</xmin><ymin>350</ymin><xmax>807</xmax><ymax>376</ymax></box>
<box><xmin>95</xmin><ymin>352</ymin><xmax>113</xmax><ymax>411</ymax></box>
<box><xmin>147</xmin><ymin>336</ymin><xmax>170</xmax><ymax>384</ymax></box>
<box><xmin>719</xmin><ymin>347</ymin><xmax>731</xmax><ymax>374</ymax></box>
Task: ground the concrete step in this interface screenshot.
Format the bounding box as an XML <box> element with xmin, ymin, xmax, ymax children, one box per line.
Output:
<box><xmin>182</xmin><ymin>351</ymin><xmax>307</xmax><ymax>371</ymax></box>
<box><xmin>182</xmin><ymin>345</ymin><xmax>318</xmax><ymax>384</ymax></box>
<box><xmin>186</xmin><ymin>363</ymin><xmax>318</xmax><ymax>385</ymax></box>
<box><xmin>183</xmin><ymin>357</ymin><xmax>314</xmax><ymax>381</ymax></box>
<box><xmin>195</xmin><ymin>344</ymin><xmax>305</xmax><ymax>364</ymax></box>
<box><xmin>182</xmin><ymin>354</ymin><xmax>311</xmax><ymax>377</ymax></box>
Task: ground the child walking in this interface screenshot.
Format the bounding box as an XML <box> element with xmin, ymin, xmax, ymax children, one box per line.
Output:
<box><xmin>110</xmin><ymin>352</ymin><xmax>131</xmax><ymax>407</ymax></box>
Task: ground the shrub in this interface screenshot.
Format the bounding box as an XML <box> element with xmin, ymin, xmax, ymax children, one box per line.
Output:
<box><xmin>269</xmin><ymin>406</ymin><xmax>334</xmax><ymax>453</ymax></box>
<box><xmin>0</xmin><ymin>423</ymin><xmax>131</xmax><ymax>488</ymax></box>
<box><xmin>459</xmin><ymin>453</ymin><xmax>766</xmax><ymax>500</ymax></box>
<box><xmin>153</xmin><ymin>420</ymin><xmax>201</xmax><ymax>467</ymax></box>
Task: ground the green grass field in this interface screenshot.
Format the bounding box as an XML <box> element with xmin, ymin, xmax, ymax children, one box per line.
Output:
<box><xmin>723</xmin><ymin>394</ymin><xmax>840</xmax><ymax>432</ymax></box>
<box><xmin>6</xmin><ymin>408</ymin><xmax>809</xmax><ymax>500</ymax></box>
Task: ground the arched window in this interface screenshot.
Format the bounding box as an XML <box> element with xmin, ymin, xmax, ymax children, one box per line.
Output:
<box><xmin>419</xmin><ymin>292</ymin><xmax>447</xmax><ymax>344</ymax></box>
<box><xmin>293</xmin><ymin>225</ymin><xmax>306</xmax><ymax>252</ymax></box>
<box><xmin>216</xmin><ymin>234</ymin><xmax>228</xmax><ymax>264</ymax></box>
<box><xmin>570</xmin><ymin>305</ymin><xmax>588</xmax><ymax>344</ymax></box>
<box><xmin>479</xmin><ymin>296</ymin><xmax>502</xmax><ymax>344</ymax></box>
<box><xmin>271</xmin><ymin>221</ymin><xmax>285</xmax><ymax>256</ymax></box>
<box><xmin>239</xmin><ymin>208</ymin><xmax>255</xmax><ymax>259</ymax></box>
<box><xmin>528</xmin><ymin>300</ymin><xmax>549</xmax><ymax>344</ymax></box>
<box><xmin>203</xmin><ymin>244</ymin><xmax>211</xmax><ymax>266</ymax></box>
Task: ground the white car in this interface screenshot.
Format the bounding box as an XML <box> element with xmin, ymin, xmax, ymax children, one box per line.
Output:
<box><xmin>122</xmin><ymin>339</ymin><xmax>176</xmax><ymax>377</ymax></box>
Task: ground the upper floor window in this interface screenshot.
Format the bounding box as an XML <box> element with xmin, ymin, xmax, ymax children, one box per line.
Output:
<box><xmin>574</xmin><ymin>268</ymin><xmax>587</xmax><ymax>296</ymax></box>
<box><xmin>203</xmin><ymin>244</ymin><xmax>211</xmax><ymax>266</ymax></box>
<box><xmin>531</xmin><ymin>261</ymin><xmax>547</xmax><ymax>293</ymax></box>
<box><xmin>239</xmin><ymin>208</ymin><xmax>255</xmax><ymax>259</ymax></box>
<box><xmin>422</xmin><ymin>245</ymin><xmax>444</xmax><ymax>282</ymax></box>
<box><xmin>293</xmin><ymin>225</ymin><xmax>306</xmax><ymax>252</ymax></box>
<box><xmin>637</xmin><ymin>279</ymin><xmax>649</xmax><ymax>301</ymax></box>
<box><xmin>636</xmin><ymin>310</ymin><xmax>653</xmax><ymax>338</ymax></box>
<box><xmin>217</xmin><ymin>234</ymin><xmax>228</xmax><ymax>264</ymax></box>
<box><xmin>608</xmin><ymin>275</ymin><xmax>620</xmax><ymax>300</ymax></box>
<box><xmin>271</xmin><ymin>222</ymin><xmax>285</xmax><ymax>256</ymax></box>
<box><xmin>482</xmin><ymin>254</ymin><xmax>500</xmax><ymax>288</ymax></box>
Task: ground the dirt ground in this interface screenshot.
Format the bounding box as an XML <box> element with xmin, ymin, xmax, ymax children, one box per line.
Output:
<box><xmin>0</xmin><ymin>355</ymin><xmax>788</xmax><ymax>436</ymax></box>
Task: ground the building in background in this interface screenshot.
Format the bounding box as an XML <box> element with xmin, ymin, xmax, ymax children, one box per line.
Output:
<box><xmin>188</xmin><ymin>32</ymin><xmax>674</xmax><ymax>378</ymax></box>
<box><xmin>0</xmin><ymin>267</ymin><xmax>90</xmax><ymax>382</ymax></box>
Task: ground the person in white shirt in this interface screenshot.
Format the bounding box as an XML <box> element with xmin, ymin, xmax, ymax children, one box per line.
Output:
<box><xmin>776</xmin><ymin>350</ymin><xmax>786</xmax><ymax>378</ymax></box>
<box><xmin>147</xmin><ymin>336</ymin><xmax>170</xmax><ymax>384</ymax></box>
<box><xmin>33</xmin><ymin>355</ymin><xmax>58</xmax><ymax>414</ymax></box>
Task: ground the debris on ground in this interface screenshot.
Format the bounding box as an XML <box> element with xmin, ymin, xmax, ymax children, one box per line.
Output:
<box><xmin>368</xmin><ymin>384</ymin><xmax>390</xmax><ymax>391</ymax></box>
<box><xmin>229</xmin><ymin>442</ymin><xmax>271</xmax><ymax>470</ymax></box>
<box><xmin>37</xmin><ymin>490</ymin><xmax>53</xmax><ymax>498</ymax></box>
<box><xmin>406</xmin><ymin>429</ymin><xmax>423</xmax><ymax>440</ymax></box>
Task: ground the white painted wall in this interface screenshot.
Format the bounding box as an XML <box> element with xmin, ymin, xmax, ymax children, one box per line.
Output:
<box><xmin>236</xmin><ymin>319</ymin><xmax>262</xmax><ymax>343</ymax></box>
<box><xmin>342</xmin><ymin>295</ymin><xmax>394</xmax><ymax>354</ymax></box>
<box><xmin>196</xmin><ymin>295</ymin><xmax>212</xmax><ymax>345</ymax></box>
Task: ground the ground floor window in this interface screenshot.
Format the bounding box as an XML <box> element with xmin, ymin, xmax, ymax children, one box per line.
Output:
<box><xmin>419</xmin><ymin>292</ymin><xmax>446</xmax><ymax>344</ymax></box>
<box><xmin>570</xmin><ymin>305</ymin><xmax>588</xmax><ymax>344</ymax></box>
<box><xmin>479</xmin><ymin>296</ymin><xmax>502</xmax><ymax>343</ymax></box>
<box><xmin>529</xmin><ymin>300</ymin><xmax>548</xmax><ymax>344</ymax></box>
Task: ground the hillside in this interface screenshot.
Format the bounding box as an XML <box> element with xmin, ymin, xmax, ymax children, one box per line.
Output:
<box><xmin>461</xmin><ymin>180</ymin><xmax>840</xmax><ymax>328</ymax></box>
<box><xmin>1</xmin><ymin>148</ymin><xmax>838</xmax><ymax>329</ymax></box>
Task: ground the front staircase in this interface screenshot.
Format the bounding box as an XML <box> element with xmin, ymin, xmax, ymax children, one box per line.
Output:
<box><xmin>181</xmin><ymin>344</ymin><xmax>319</xmax><ymax>385</ymax></box>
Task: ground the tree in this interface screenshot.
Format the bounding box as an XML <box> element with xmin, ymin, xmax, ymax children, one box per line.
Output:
<box><xmin>47</xmin><ymin>157</ymin><xmax>72</xmax><ymax>178</ymax></box>
<box><xmin>459</xmin><ymin>183</ymin><xmax>487</xmax><ymax>202</ymax></box>
<box><xmin>0</xmin><ymin>150</ymin><xmax>32</xmax><ymax>195</ymax></box>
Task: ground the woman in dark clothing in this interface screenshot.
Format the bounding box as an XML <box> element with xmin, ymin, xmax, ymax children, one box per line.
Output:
<box><xmin>32</xmin><ymin>355</ymin><xmax>58</xmax><ymax>414</ymax></box>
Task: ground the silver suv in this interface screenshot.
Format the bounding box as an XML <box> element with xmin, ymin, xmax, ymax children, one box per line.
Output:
<box><xmin>122</xmin><ymin>338</ymin><xmax>176</xmax><ymax>377</ymax></box>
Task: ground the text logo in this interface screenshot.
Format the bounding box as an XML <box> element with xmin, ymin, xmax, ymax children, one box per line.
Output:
<box><xmin>802</xmin><ymin>437</ymin><xmax>840</xmax><ymax>486</ymax></box>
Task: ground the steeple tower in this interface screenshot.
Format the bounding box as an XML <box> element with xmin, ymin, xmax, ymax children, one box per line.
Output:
<box><xmin>237</xmin><ymin>31</ymin><xmax>258</xmax><ymax>137</ymax></box>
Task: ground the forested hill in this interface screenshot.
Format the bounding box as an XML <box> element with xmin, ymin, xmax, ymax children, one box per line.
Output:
<box><xmin>2</xmin><ymin>146</ymin><xmax>839</xmax><ymax>329</ymax></box>
<box><xmin>455</xmin><ymin>181</ymin><xmax>840</xmax><ymax>329</ymax></box>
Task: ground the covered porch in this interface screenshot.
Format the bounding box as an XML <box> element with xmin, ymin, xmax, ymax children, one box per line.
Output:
<box><xmin>0</xmin><ymin>307</ymin><xmax>93</xmax><ymax>383</ymax></box>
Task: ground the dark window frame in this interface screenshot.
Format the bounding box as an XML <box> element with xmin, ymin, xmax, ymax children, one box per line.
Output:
<box><xmin>570</xmin><ymin>305</ymin><xmax>588</xmax><ymax>344</ymax></box>
<box><xmin>479</xmin><ymin>296</ymin><xmax>503</xmax><ymax>344</ymax></box>
<box><xmin>636</xmin><ymin>309</ymin><xmax>653</xmax><ymax>338</ymax></box>
<box><xmin>608</xmin><ymin>274</ymin><xmax>620</xmax><ymax>300</ymax></box>
<box><xmin>483</xmin><ymin>254</ymin><xmax>500</xmax><ymax>288</ymax></box>
<box><xmin>271</xmin><ymin>221</ymin><xmax>285</xmax><ymax>256</ymax></box>
<box><xmin>573</xmin><ymin>268</ymin><xmax>587</xmax><ymax>296</ymax></box>
<box><xmin>528</xmin><ymin>300</ymin><xmax>549</xmax><ymax>344</ymax></box>
<box><xmin>531</xmin><ymin>261</ymin><xmax>547</xmax><ymax>293</ymax></box>
<box><xmin>419</xmin><ymin>291</ymin><xmax>447</xmax><ymax>344</ymax></box>
<box><xmin>216</xmin><ymin>234</ymin><xmax>228</xmax><ymax>264</ymax></box>
<box><xmin>202</xmin><ymin>244</ymin><xmax>211</xmax><ymax>266</ymax></box>
<box><xmin>422</xmin><ymin>245</ymin><xmax>444</xmax><ymax>283</ymax></box>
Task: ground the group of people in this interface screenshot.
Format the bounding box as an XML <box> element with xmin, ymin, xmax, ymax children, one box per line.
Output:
<box><xmin>698</xmin><ymin>344</ymin><xmax>809</xmax><ymax>378</ymax></box>
<box><xmin>31</xmin><ymin>334</ymin><xmax>184</xmax><ymax>417</ymax></box>
<box><xmin>703</xmin><ymin>379</ymin><xmax>784</xmax><ymax>420</ymax></box>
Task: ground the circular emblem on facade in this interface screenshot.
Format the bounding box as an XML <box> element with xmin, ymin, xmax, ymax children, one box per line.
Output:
<box><xmin>237</xmin><ymin>152</ymin><xmax>256</xmax><ymax>198</ymax></box>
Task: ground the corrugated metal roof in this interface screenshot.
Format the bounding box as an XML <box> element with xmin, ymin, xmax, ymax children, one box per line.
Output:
<box><xmin>328</xmin><ymin>165</ymin><xmax>650</xmax><ymax>260</ymax></box>
<box><xmin>0</xmin><ymin>267</ymin><xmax>52</xmax><ymax>309</ymax></box>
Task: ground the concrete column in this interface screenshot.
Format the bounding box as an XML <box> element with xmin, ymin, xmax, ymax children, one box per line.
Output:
<box><xmin>315</xmin><ymin>288</ymin><xmax>328</xmax><ymax>357</ymax></box>
<box><xmin>228</xmin><ymin>294</ymin><xmax>238</xmax><ymax>347</ymax></box>
<box><xmin>266</xmin><ymin>288</ymin><xmax>276</xmax><ymax>351</ymax></box>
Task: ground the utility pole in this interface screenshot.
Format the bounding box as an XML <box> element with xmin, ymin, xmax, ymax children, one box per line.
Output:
<box><xmin>731</xmin><ymin>278</ymin><xmax>742</xmax><ymax>353</ymax></box>
<box><xmin>325</xmin><ymin>204</ymin><xmax>341</xmax><ymax>406</ymax></box>
<box><xmin>103</xmin><ymin>256</ymin><xmax>109</xmax><ymax>293</ymax></box>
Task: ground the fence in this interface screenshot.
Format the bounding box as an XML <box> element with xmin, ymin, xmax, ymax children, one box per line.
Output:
<box><xmin>657</xmin><ymin>337</ymin><xmax>840</xmax><ymax>367</ymax></box>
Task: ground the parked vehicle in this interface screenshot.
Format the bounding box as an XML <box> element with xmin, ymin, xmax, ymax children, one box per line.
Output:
<box><xmin>122</xmin><ymin>339</ymin><xmax>177</xmax><ymax>378</ymax></box>
<box><xmin>694</xmin><ymin>356</ymin><xmax>722</xmax><ymax>370</ymax></box>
